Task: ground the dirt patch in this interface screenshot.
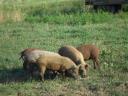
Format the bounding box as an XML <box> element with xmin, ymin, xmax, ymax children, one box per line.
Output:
<box><xmin>11</xmin><ymin>10</ymin><xmax>23</xmax><ymax>22</ymax></box>
<box><xmin>0</xmin><ymin>10</ymin><xmax>23</xmax><ymax>23</ymax></box>
<box><xmin>0</xmin><ymin>11</ymin><xmax>4</xmax><ymax>22</ymax></box>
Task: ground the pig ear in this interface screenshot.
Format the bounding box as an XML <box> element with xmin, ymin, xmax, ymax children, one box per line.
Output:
<box><xmin>84</xmin><ymin>64</ymin><xmax>88</xmax><ymax>69</ymax></box>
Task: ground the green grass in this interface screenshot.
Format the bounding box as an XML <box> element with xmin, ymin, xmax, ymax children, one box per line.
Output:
<box><xmin>0</xmin><ymin>0</ymin><xmax>128</xmax><ymax>96</ymax></box>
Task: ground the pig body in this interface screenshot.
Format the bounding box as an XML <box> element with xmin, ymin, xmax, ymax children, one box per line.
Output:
<box><xmin>37</xmin><ymin>54</ymin><xmax>79</xmax><ymax>81</ymax></box>
<box><xmin>58</xmin><ymin>45</ymin><xmax>85</xmax><ymax>65</ymax></box>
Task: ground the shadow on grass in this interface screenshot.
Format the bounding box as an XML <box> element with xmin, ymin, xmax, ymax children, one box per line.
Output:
<box><xmin>0</xmin><ymin>68</ymin><xmax>57</xmax><ymax>83</ymax></box>
<box><xmin>0</xmin><ymin>68</ymin><xmax>29</xmax><ymax>83</ymax></box>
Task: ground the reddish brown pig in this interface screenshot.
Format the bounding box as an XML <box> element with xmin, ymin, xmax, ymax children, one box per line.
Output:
<box><xmin>77</xmin><ymin>44</ymin><xmax>100</xmax><ymax>69</ymax></box>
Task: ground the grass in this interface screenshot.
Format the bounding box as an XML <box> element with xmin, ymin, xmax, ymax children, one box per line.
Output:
<box><xmin>0</xmin><ymin>0</ymin><xmax>128</xmax><ymax>96</ymax></box>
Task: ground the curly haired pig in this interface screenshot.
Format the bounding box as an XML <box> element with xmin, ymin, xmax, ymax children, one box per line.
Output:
<box><xmin>58</xmin><ymin>45</ymin><xmax>86</xmax><ymax>65</ymax></box>
<box><xmin>58</xmin><ymin>45</ymin><xmax>89</xmax><ymax>78</ymax></box>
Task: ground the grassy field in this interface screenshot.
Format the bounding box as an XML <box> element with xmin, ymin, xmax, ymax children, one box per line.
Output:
<box><xmin>0</xmin><ymin>0</ymin><xmax>128</xmax><ymax>96</ymax></box>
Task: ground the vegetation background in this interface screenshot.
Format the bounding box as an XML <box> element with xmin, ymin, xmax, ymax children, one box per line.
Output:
<box><xmin>0</xmin><ymin>0</ymin><xmax>128</xmax><ymax>96</ymax></box>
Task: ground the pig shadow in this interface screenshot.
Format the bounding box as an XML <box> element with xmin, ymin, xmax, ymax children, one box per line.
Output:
<box><xmin>0</xmin><ymin>68</ymin><xmax>57</xmax><ymax>83</ymax></box>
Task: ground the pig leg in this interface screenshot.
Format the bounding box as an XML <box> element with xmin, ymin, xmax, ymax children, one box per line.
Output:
<box><xmin>23</xmin><ymin>61</ymin><xmax>27</xmax><ymax>70</ymax></box>
<box><xmin>93</xmin><ymin>59</ymin><xmax>96</xmax><ymax>69</ymax></box>
<box><xmin>39</xmin><ymin>65</ymin><xmax>46</xmax><ymax>81</ymax></box>
<box><xmin>95</xmin><ymin>58</ymin><xmax>100</xmax><ymax>69</ymax></box>
<box><xmin>23</xmin><ymin>61</ymin><xmax>33</xmax><ymax>78</ymax></box>
<box><xmin>93</xmin><ymin>58</ymin><xmax>100</xmax><ymax>69</ymax></box>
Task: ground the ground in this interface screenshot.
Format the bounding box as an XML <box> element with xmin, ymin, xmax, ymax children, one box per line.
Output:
<box><xmin>0</xmin><ymin>0</ymin><xmax>128</xmax><ymax>96</ymax></box>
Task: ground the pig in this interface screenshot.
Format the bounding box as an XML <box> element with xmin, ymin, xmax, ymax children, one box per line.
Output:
<box><xmin>58</xmin><ymin>45</ymin><xmax>86</xmax><ymax>65</ymax></box>
<box><xmin>77</xmin><ymin>44</ymin><xmax>100</xmax><ymax>69</ymax></box>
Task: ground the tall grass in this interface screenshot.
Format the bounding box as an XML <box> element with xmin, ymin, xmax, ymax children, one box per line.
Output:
<box><xmin>0</xmin><ymin>0</ymin><xmax>128</xmax><ymax>24</ymax></box>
